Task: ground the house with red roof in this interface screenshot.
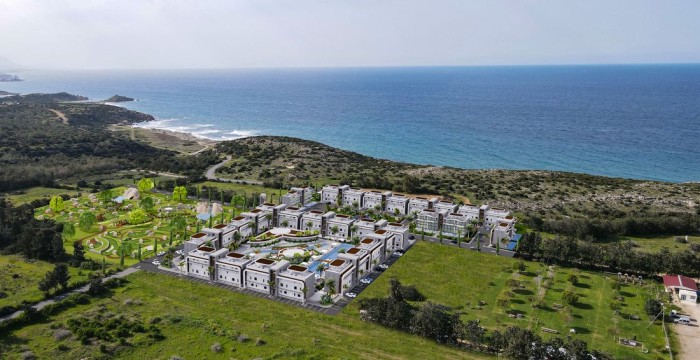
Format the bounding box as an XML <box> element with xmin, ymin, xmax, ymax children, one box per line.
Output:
<box><xmin>662</xmin><ymin>274</ymin><xmax>698</xmax><ymax>305</ymax></box>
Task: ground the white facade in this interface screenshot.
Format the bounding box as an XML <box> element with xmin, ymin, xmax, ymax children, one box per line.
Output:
<box><xmin>491</xmin><ymin>221</ymin><xmax>515</xmax><ymax>246</ymax></box>
<box><xmin>277</xmin><ymin>206</ymin><xmax>305</xmax><ymax>229</ymax></box>
<box><xmin>457</xmin><ymin>205</ymin><xmax>481</xmax><ymax>223</ymax></box>
<box><xmin>301</xmin><ymin>210</ymin><xmax>325</xmax><ymax>232</ymax></box>
<box><xmin>434</xmin><ymin>201</ymin><xmax>458</xmax><ymax>215</ymax></box>
<box><xmin>326</xmin><ymin>214</ymin><xmax>355</xmax><ymax>239</ymax></box>
<box><xmin>415</xmin><ymin>209</ymin><xmax>444</xmax><ymax>233</ymax></box>
<box><xmin>280</xmin><ymin>191</ymin><xmax>302</xmax><ymax>206</ymax></box>
<box><xmin>342</xmin><ymin>188</ymin><xmax>365</xmax><ymax>208</ymax></box>
<box><xmin>442</xmin><ymin>213</ymin><xmax>468</xmax><ymax>237</ymax></box>
<box><xmin>186</xmin><ymin>246</ymin><xmax>227</xmax><ymax>280</ymax></box>
<box><xmin>321</xmin><ymin>185</ymin><xmax>349</xmax><ymax>204</ymax></box>
<box><xmin>244</xmin><ymin>259</ymin><xmax>290</xmax><ymax>295</ymax></box>
<box><xmin>338</xmin><ymin>247</ymin><xmax>371</xmax><ymax>281</ymax></box>
<box><xmin>386</xmin><ymin>194</ymin><xmax>409</xmax><ymax>215</ymax></box>
<box><xmin>355</xmin><ymin>218</ymin><xmax>388</xmax><ymax>239</ymax></box>
<box><xmin>290</xmin><ymin>186</ymin><xmax>314</xmax><ymax>205</ymax></box>
<box><xmin>215</xmin><ymin>252</ymin><xmax>251</xmax><ymax>287</ymax></box>
<box><xmin>679</xmin><ymin>289</ymin><xmax>698</xmax><ymax>305</ymax></box>
<box><xmin>383</xmin><ymin>222</ymin><xmax>410</xmax><ymax>251</ymax></box>
<box><xmin>362</xmin><ymin>190</ymin><xmax>390</xmax><ymax>210</ymax></box>
<box><xmin>359</xmin><ymin>237</ymin><xmax>385</xmax><ymax>265</ymax></box>
<box><xmin>276</xmin><ymin>265</ymin><xmax>315</xmax><ymax>303</ymax></box>
<box><xmin>325</xmin><ymin>259</ymin><xmax>355</xmax><ymax>294</ymax></box>
<box><xmin>408</xmin><ymin>197</ymin><xmax>437</xmax><ymax>215</ymax></box>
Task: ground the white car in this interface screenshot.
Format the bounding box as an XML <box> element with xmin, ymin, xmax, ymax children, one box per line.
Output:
<box><xmin>378</xmin><ymin>264</ymin><xmax>389</xmax><ymax>269</ymax></box>
<box><xmin>393</xmin><ymin>252</ymin><xmax>403</xmax><ymax>257</ymax></box>
<box><xmin>157</xmin><ymin>251</ymin><xmax>166</xmax><ymax>256</ymax></box>
<box><xmin>176</xmin><ymin>250</ymin><xmax>184</xmax><ymax>255</ymax></box>
<box><xmin>152</xmin><ymin>260</ymin><xmax>161</xmax><ymax>266</ymax></box>
<box><xmin>345</xmin><ymin>292</ymin><xmax>357</xmax><ymax>298</ymax></box>
<box><xmin>360</xmin><ymin>278</ymin><xmax>372</xmax><ymax>284</ymax></box>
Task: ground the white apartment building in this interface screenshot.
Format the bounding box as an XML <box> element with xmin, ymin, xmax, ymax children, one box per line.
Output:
<box><xmin>244</xmin><ymin>258</ymin><xmax>290</xmax><ymax>295</ymax></box>
<box><xmin>300</xmin><ymin>210</ymin><xmax>325</xmax><ymax>233</ymax></box>
<box><xmin>276</xmin><ymin>265</ymin><xmax>316</xmax><ymax>303</ymax></box>
<box><xmin>457</xmin><ymin>205</ymin><xmax>481</xmax><ymax>223</ymax></box>
<box><xmin>228</xmin><ymin>215</ymin><xmax>255</xmax><ymax>239</ymax></box>
<box><xmin>277</xmin><ymin>206</ymin><xmax>305</xmax><ymax>229</ymax></box>
<box><xmin>184</xmin><ymin>231</ymin><xmax>218</xmax><ymax>257</ymax></box>
<box><xmin>214</xmin><ymin>252</ymin><xmax>251</xmax><ymax>287</ymax></box>
<box><xmin>290</xmin><ymin>186</ymin><xmax>314</xmax><ymax>205</ymax></box>
<box><xmin>321</xmin><ymin>184</ymin><xmax>349</xmax><ymax>204</ymax></box>
<box><xmin>324</xmin><ymin>258</ymin><xmax>355</xmax><ymax>294</ymax></box>
<box><xmin>359</xmin><ymin>237</ymin><xmax>385</xmax><ymax>266</ymax></box>
<box><xmin>442</xmin><ymin>213</ymin><xmax>468</xmax><ymax>237</ymax></box>
<box><xmin>383</xmin><ymin>222</ymin><xmax>410</xmax><ymax>251</ymax></box>
<box><xmin>326</xmin><ymin>214</ymin><xmax>355</xmax><ymax>239</ymax></box>
<box><xmin>368</xmin><ymin>229</ymin><xmax>397</xmax><ymax>256</ymax></box>
<box><xmin>338</xmin><ymin>247</ymin><xmax>371</xmax><ymax>281</ymax></box>
<box><xmin>362</xmin><ymin>190</ymin><xmax>391</xmax><ymax>210</ymax></box>
<box><xmin>408</xmin><ymin>196</ymin><xmax>438</xmax><ymax>216</ymax></box>
<box><xmin>385</xmin><ymin>193</ymin><xmax>410</xmax><ymax>215</ymax></box>
<box><xmin>491</xmin><ymin>221</ymin><xmax>515</xmax><ymax>246</ymax></box>
<box><xmin>341</xmin><ymin>188</ymin><xmax>365</xmax><ymax>208</ymax></box>
<box><xmin>280</xmin><ymin>191</ymin><xmax>302</xmax><ymax>206</ymax></box>
<box><xmin>415</xmin><ymin>209</ymin><xmax>445</xmax><ymax>234</ymax></box>
<box><xmin>354</xmin><ymin>218</ymin><xmax>388</xmax><ymax>239</ymax></box>
<box><xmin>186</xmin><ymin>246</ymin><xmax>228</xmax><ymax>280</ymax></box>
<box><xmin>434</xmin><ymin>200</ymin><xmax>458</xmax><ymax>215</ymax></box>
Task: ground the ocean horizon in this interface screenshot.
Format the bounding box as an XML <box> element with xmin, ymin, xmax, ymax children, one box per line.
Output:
<box><xmin>2</xmin><ymin>65</ymin><xmax>699</xmax><ymax>183</ymax></box>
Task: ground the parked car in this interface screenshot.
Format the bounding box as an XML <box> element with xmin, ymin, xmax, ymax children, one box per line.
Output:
<box><xmin>152</xmin><ymin>260</ymin><xmax>161</xmax><ymax>266</ymax></box>
<box><xmin>674</xmin><ymin>317</ymin><xmax>691</xmax><ymax>325</ymax></box>
<box><xmin>395</xmin><ymin>249</ymin><xmax>405</xmax><ymax>254</ymax></box>
<box><xmin>408</xmin><ymin>235</ymin><xmax>415</xmax><ymax>240</ymax></box>
<box><xmin>378</xmin><ymin>264</ymin><xmax>389</xmax><ymax>269</ymax></box>
<box><xmin>175</xmin><ymin>250</ymin><xmax>184</xmax><ymax>255</ymax></box>
<box><xmin>360</xmin><ymin>278</ymin><xmax>372</xmax><ymax>284</ymax></box>
<box><xmin>345</xmin><ymin>292</ymin><xmax>357</xmax><ymax>298</ymax></box>
<box><xmin>374</xmin><ymin>266</ymin><xmax>384</xmax><ymax>272</ymax></box>
<box><xmin>157</xmin><ymin>251</ymin><xmax>166</xmax><ymax>256</ymax></box>
<box><xmin>393</xmin><ymin>251</ymin><xmax>403</xmax><ymax>257</ymax></box>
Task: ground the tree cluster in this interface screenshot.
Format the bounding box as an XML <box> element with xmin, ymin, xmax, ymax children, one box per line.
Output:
<box><xmin>359</xmin><ymin>279</ymin><xmax>613</xmax><ymax>359</ymax></box>
<box><xmin>517</xmin><ymin>232</ymin><xmax>700</xmax><ymax>277</ymax></box>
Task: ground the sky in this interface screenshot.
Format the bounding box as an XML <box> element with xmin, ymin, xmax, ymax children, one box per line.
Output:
<box><xmin>0</xmin><ymin>0</ymin><xmax>699</xmax><ymax>70</ymax></box>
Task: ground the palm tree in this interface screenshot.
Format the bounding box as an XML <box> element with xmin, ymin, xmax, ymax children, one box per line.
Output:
<box><xmin>305</xmin><ymin>221</ymin><xmax>313</xmax><ymax>231</ymax></box>
<box><xmin>331</xmin><ymin>225</ymin><xmax>339</xmax><ymax>237</ymax></box>
<box><xmin>263</xmin><ymin>213</ymin><xmax>272</xmax><ymax>229</ymax></box>
<box><xmin>457</xmin><ymin>229</ymin><xmax>463</xmax><ymax>248</ymax></box>
<box><xmin>350</xmin><ymin>225</ymin><xmax>358</xmax><ymax>239</ymax></box>
<box><xmin>316</xmin><ymin>263</ymin><xmax>326</xmax><ymax>277</ymax></box>
<box><xmin>170</xmin><ymin>215</ymin><xmax>187</xmax><ymax>237</ymax></box>
<box><xmin>281</xmin><ymin>219</ymin><xmax>289</xmax><ymax>228</ymax></box>
<box><xmin>326</xmin><ymin>279</ymin><xmax>336</xmax><ymax>296</ymax></box>
<box><xmin>172</xmin><ymin>186</ymin><xmax>188</xmax><ymax>202</ymax></box>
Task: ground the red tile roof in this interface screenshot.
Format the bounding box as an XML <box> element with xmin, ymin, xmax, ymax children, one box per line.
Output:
<box><xmin>662</xmin><ymin>274</ymin><xmax>698</xmax><ymax>291</ymax></box>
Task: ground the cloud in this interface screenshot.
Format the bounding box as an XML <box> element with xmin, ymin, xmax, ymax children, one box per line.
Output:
<box><xmin>0</xmin><ymin>0</ymin><xmax>699</xmax><ymax>69</ymax></box>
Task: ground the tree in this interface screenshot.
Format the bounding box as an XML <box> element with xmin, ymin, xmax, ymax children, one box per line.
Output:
<box><xmin>72</xmin><ymin>240</ymin><xmax>85</xmax><ymax>266</ymax></box>
<box><xmin>117</xmin><ymin>241</ymin><xmax>134</xmax><ymax>267</ymax></box>
<box><xmin>128</xmin><ymin>209</ymin><xmax>149</xmax><ymax>225</ymax></box>
<box><xmin>49</xmin><ymin>196</ymin><xmax>65</xmax><ymax>213</ymax></box>
<box><xmin>562</xmin><ymin>290</ymin><xmax>579</xmax><ymax>305</ymax></box>
<box><xmin>53</xmin><ymin>263</ymin><xmax>71</xmax><ymax>290</ymax></box>
<box><xmin>331</xmin><ymin>225</ymin><xmax>339</xmax><ymax>236</ymax></box>
<box><xmin>62</xmin><ymin>222</ymin><xmax>76</xmax><ymax>241</ymax></box>
<box><xmin>305</xmin><ymin>221</ymin><xmax>313</xmax><ymax>231</ymax></box>
<box><xmin>326</xmin><ymin>279</ymin><xmax>336</xmax><ymax>296</ymax></box>
<box><xmin>567</xmin><ymin>274</ymin><xmax>579</xmax><ymax>285</ymax></box>
<box><xmin>87</xmin><ymin>277</ymin><xmax>107</xmax><ymax>296</ymax></box>
<box><xmin>350</xmin><ymin>225</ymin><xmax>358</xmax><ymax>239</ymax></box>
<box><xmin>138</xmin><ymin>177</ymin><xmax>155</xmax><ymax>193</ymax></box>
<box><xmin>170</xmin><ymin>215</ymin><xmax>187</xmax><ymax>235</ymax></box>
<box><xmin>137</xmin><ymin>243</ymin><xmax>142</xmax><ymax>260</ymax></box>
<box><xmin>644</xmin><ymin>299</ymin><xmax>662</xmax><ymax>316</ymax></box>
<box><xmin>172</xmin><ymin>186</ymin><xmax>188</xmax><ymax>201</ymax></box>
<box><xmin>98</xmin><ymin>189</ymin><xmax>113</xmax><ymax>204</ymax></box>
<box><xmin>281</xmin><ymin>219</ymin><xmax>289</xmax><ymax>228</ymax></box>
<box><xmin>410</xmin><ymin>302</ymin><xmax>462</xmax><ymax>345</ymax></box>
<box><xmin>78</xmin><ymin>211</ymin><xmax>97</xmax><ymax>232</ymax></box>
<box><xmin>139</xmin><ymin>197</ymin><xmax>155</xmax><ymax>212</ymax></box>
<box><xmin>514</xmin><ymin>261</ymin><xmax>526</xmax><ymax>273</ymax></box>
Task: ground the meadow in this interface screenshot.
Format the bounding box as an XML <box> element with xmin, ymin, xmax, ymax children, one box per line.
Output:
<box><xmin>353</xmin><ymin>241</ymin><xmax>672</xmax><ymax>359</ymax></box>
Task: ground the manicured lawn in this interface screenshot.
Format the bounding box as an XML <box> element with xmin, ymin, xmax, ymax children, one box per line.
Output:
<box><xmin>0</xmin><ymin>255</ymin><xmax>94</xmax><ymax>309</ymax></box>
<box><xmin>0</xmin><ymin>271</ymin><xmax>491</xmax><ymax>360</ymax></box>
<box><xmin>351</xmin><ymin>241</ymin><xmax>671</xmax><ymax>359</ymax></box>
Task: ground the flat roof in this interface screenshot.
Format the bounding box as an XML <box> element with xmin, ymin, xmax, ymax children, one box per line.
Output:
<box><xmin>347</xmin><ymin>248</ymin><xmax>361</xmax><ymax>254</ymax></box>
<box><xmin>227</xmin><ymin>252</ymin><xmax>245</xmax><ymax>259</ymax></box>
<box><xmin>310</xmin><ymin>210</ymin><xmax>322</xmax><ymax>214</ymax></box>
<box><xmin>233</xmin><ymin>216</ymin><xmax>246</xmax><ymax>220</ymax></box>
<box><xmin>361</xmin><ymin>238</ymin><xmax>374</xmax><ymax>244</ymax></box>
<box><xmin>288</xmin><ymin>265</ymin><xmax>307</xmax><ymax>272</ymax></box>
<box><xmin>335</xmin><ymin>214</ymin><xmax>350</xmax><ymax>218</ymax></box>
<box><xmin>191</xmin><ymin>232</ymin><xmax>208</xmax><ymax>238</ymax></box>
<box><xmin>330</xmin><ymin>259</ymin><xmax>345</xmax><ymax>267</ymax></box>
<box><xmin>375</xmin><ymin>229</ymin><xmax>387</xmax><ymax>234</ymax></box>
<box><xmin>214</xmin><ymin>224</ymin><xmax>227</xmax><ymax>229</ymax></box>
<box><xmin>198</xmin><ymin>246</ymin><xmax>215</xmax><ymax>252</ymax></box>
<box><xmin>388</xmin><ymin>222</ymin><xmax>404</xmax><ymax>226</ymax></box>
<box><xmin>256</xmin><ymin>258</ymin><xmax>275</xmax><ymax>265</ymax></box>
<box><xmin>250</xmin><ymin>209</ymin><xmax>262</xmax><ymax>213</ymax></box>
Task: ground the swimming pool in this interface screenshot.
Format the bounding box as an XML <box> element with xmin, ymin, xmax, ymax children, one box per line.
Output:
<box><xmin>307</xmin><ymin>243</ymin><xmax>354</xmax><ymax>273</ymax></box>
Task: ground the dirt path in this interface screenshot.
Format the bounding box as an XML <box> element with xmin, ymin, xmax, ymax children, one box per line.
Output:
<box><xmin>675</xmin><ymin>301</ymin><xmax>700</xmax><ymax>360</ymax></box>
<box><xmin>204</xmin><ymin>155</ymin><xmax>263</xmax><ymax>185</ymax></box>
<box><xmin>48</xmin><ymin>109</ymin><xmax>69</xmax><ymax>125</ymax></box>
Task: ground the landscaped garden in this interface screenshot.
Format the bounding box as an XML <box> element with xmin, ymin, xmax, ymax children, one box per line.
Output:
<box><xmin>351</xmin><ymin>241</ymin><xmax>673</xmax><ymax>359</ymax></box>
<box><xmin>34</xmin><ymin>179</ymin><xmax>240</xmax><ymax>266</ymax></box>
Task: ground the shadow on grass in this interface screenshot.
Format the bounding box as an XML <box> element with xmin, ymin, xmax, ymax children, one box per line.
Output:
<box><xmin>571</xmin><ymin>326</ymin><xmax>591</xmax><ymax>334</ymax></box>
<box><xmin>511</xmin><ymin>299</ymin><xmax>526</xmax><ymax>305</ymax></box>
<box><xmin>572</xmin><ymin>302</ymin><xmax>594</xmax><ymax>310</ymax></box>
<box><xmin>514</xmin><ymin>289</ymin><xmax>534</xmax><ymax>296</ymax></box>
<box><xmin>574</xmin><ymin>283</ymin><xmax>590</xmax><ymax>289</ymax></box>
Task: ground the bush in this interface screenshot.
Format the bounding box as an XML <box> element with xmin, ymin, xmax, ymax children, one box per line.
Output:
<box><xmin>563</xmin><ymin>291</ymin><xmax>579</xmax><ymax>305</ymax></box>
<box><xmin>20</xmin><ymin>351</ymin><xmax>35</xmax><ymax>360</ymax></box>
<box><xmin>255</xmin><ymin>338</ymin><xmax>266</xmax><ymax>346</ymax></box>
<box><xmin>644</xmin><ymin>299</ymin><xmax>662</xmax><ymax>316</ymax></box>
<box><xmin>237</xmin><ymin>334</ymin><xmax>250</xmax><ymax>343</ymax></box>
<box><xmin>54</xmin><ymin>329</ymin><xmax>72</xmax><ymax>340</ymax></box>
<box><xmin>567</xmin><ymin>274</ymin><xmax>579</xmax><ymax>285</ymax></box>
<box><xmin>211</xmin><ymin>343</ymin><xmax>222</xmax><ymax>353</ymax></box>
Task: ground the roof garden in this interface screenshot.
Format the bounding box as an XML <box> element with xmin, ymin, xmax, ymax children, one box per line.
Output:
<box><xmin>191</xmin><ymin>232</ymin><xmax>208</xmax><ymax>238</ymax></box>
<box><xmin>361</xmin><ymin>238</ymin><xmax>374</xmax><ymax>244</ymax></box>
<box><xmin>346</xmin><ymin>248</ymin><xmax>361</xmax><ymax>254</ymax></box>
<box><xmin>214</xmin><ymin>224</ymin><xmax>227</xmax><ymax>229</ymax></box>
<box><xmin>329</xmin><ymin>259</ymin><xmax>345</xmax><ymax>267</ymax></box>
<box><xmin>388</xmin><ymin>222</ymin><xmax>404</xmax><ymax>226</ymax></box>
<box><xmin>256</xmin><ymin>258</ymin><xmax>275</xmax><ymax>265</ymax></box>
<box><xmin>197</xmin><ymin>246</ymin><xmax>215</xmax><ymax>252</ymax></box>
<box><xmin>227</xmin><ymin>252</ymin><xmax>245</xmax><ymax>259</ymax></box>
<box><xmin>232</xmin><ymin>216</ymin><xmax>246</xmax><ymax>220</ymax></box>
<box><xmin>375</xmin><ymin>229</ymin><xmax>387</xmax><ymax>234</ymax></box>
<box><xmin>288</xmin><ymin>265</ymin><xmax>307</xmax><ymax>272</ymax></box>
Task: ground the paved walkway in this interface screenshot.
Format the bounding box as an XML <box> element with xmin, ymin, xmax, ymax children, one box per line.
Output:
<box><xmin>0</xmin><ymin>267</ymin><xmax>139</xmax><ymax>323</ymax></box>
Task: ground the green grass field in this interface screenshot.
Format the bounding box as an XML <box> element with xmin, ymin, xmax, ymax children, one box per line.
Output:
<box><xmin>0</xmin><ymin>271</ymin><xmax>491</xmax><ymax>360</ymax></box>
<box><xmin>0</xmin><ymin>255</ymin><xmax>95</xmax><ymax>310</ymax></box>
<box><xmin>352</xmin><ymin>241</ymin><xmax>671</xmax><ymax>359</ymax></box>
<box><xmin>616</xmin><ymin>235</ymin><xmax>700</xmax><ymax>253</ymax></box>
<box><xmin>4</xmin><ymin>187</ymin><xmax>80</xmax><ymax>205</ymax></box>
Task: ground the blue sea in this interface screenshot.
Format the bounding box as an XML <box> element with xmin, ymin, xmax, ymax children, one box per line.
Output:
<box><xmin>2</xmin><ymin>65</ymin><xmax>699</xmax><ymax>182</ymax></box>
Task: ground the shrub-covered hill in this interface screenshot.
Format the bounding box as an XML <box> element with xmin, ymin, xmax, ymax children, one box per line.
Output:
<box><xmin>215</xmin><ymin>136</ymin><xmax>700</xmax><ymax>239</ymax></box>
<box><xmin>0</xmin><ymin>99</ymin><xmax>218</xmax><ymax>192</ymax></box>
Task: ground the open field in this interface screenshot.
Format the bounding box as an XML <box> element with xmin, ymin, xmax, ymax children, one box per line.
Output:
<box><xmin>0</xmin><ymin>255</ymin><xmax>94</xmax><ymax>310</ymax></box>
<box><xmin>4</xmin><ymin>187</ymin><xmax>80</xmax><ymax>205</ymax></box>
<box><xmin>110</xmin><ymin>125</ymin><xmax>214</xmax><ymax>154</ymax></box>
<box><xmin>0</xmin><ymin>271</ymin><xmax>490</xmax><ymax>360</ymax></box>
<box><xmin>616</xmin><ymin>235</ymin><xmax>700</xmax><ymax>253</ymax></box>
<box><xmin>352</xmin><ymin>241</ymin><xmax>672</xmax><ymax>359</ymax></box>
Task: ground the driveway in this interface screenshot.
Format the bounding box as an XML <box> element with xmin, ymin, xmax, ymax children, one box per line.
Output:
<box><xmin>675</xmin><ymin>301</ymin><xmax>700</xmax><ymax>360</ymax></box>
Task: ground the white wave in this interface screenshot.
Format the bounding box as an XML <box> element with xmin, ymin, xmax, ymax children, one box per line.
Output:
<box><xmin>225</xmin><ymin>129</ymin><xmax>257</xmax><ymax>137</ymax></box>
<box><xmin>132</xmin><ymin>119</ymin><xmax>258</xmax><ymax>141</ymax></box>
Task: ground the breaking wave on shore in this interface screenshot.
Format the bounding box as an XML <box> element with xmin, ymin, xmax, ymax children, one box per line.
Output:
<box><xmin>132</xmin><ymin>119</ymin><xmax>257</xmax><ymax>140</ymax></box>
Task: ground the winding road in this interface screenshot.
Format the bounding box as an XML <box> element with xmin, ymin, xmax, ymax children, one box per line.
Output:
<box><xmin>204</xmin><ymin>155</ymin><xmax>263</xmax><ymax>185</ymax></box>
